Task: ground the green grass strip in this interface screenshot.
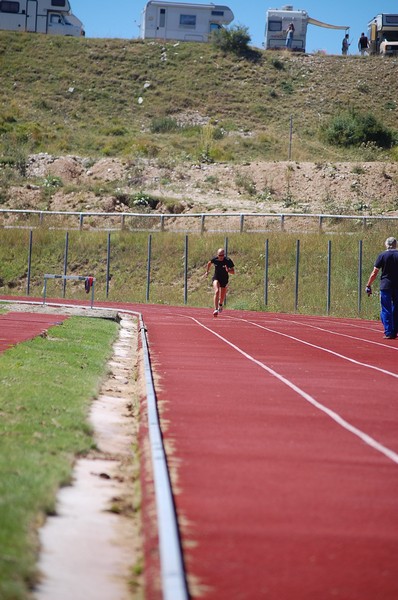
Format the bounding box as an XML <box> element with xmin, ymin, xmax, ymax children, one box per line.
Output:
<box><xmin>0</xmin><ymin>316</ymin><xmax>119</xmax><ymax>600</ymax></box>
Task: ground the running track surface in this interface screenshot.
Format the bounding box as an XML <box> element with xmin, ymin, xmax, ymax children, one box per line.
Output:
<box><xmin>0</xmin><ymin>311</ymin><xmax>69</xmax><ymax>352</ymax></box>
<box><xmin>1</xmin><ymin>298</ymin><xmax>398</xmax><ymax>599</ymax></box>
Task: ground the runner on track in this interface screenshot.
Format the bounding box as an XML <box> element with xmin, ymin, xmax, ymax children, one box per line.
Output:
<box><xmin>205</xmin><ymin>248</ymin><xmax>235</xmax><ymax>317</ymax></box>
<box><xmin>366</xmin><ymin>236</ymin><xmax>398</xmax><ymax>339</ymax></box>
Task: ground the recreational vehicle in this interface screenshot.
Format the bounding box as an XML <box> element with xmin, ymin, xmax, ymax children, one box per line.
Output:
<box><xmin>265</xmin><ymin>5</ymin><xmax>348</xmax><ymax>53</ymax></box>
<box><xmin>0</xmin><ymin>0</ymin><xmax>84</xmax><ymax>36</ymax></box>
<box><xmin>140</xmin><ymin>1</ymin><xmax>234</xmax><ymax>42</ymax></box>
<box><xmin>368</xmin><ymin>14</ymin><xmax>398</xmax><ymax>55</ymax></box>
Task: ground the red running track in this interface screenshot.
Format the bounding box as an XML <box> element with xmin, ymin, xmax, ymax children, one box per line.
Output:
<box><xmin>0</xmin><ymin>311</ymin><xmax>69</xmax><ymax>352</ymax></box>
<box><xmin>138</xmin><ymin>305</ymin><xmax>398</xmax><ymax>600</ymax></box>
<box><xmin>1</xmin><ymin>298</ymin><xmax>398</xmax><ymax>599</ymax></box>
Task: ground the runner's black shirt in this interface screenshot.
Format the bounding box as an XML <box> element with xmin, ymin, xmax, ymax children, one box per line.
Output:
<box><xmin>211</xmin><ymin>256</ymin><xmax>234</xmax><ymax>286</ymax></box>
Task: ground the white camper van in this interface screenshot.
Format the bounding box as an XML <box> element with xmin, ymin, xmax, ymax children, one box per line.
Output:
<box><xmin>0</xmin><ymin>0</ymin><xmax>84</xmax><ymax>36</ymax></box>
<box><xmin>265</xmin><ymin>5</ymin><xmax>348</xmax><ymax>53</ymax></box>
<box><xmin>140</xmin><ymin>1</ymin><xmax>234</xmax><ymax>42</ymax></box>
<box><xmin>368</xmin><ymin>14</ymin><xmax>398</xmax><ymax>55</ymax></box>
<box><xmin>265</xmin><ymin>5</ymin><xmax>308</xmax><ymax>51</ymax></box>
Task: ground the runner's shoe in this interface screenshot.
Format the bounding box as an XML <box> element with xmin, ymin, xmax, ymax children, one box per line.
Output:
<box><xmin>218</xmin><ymin>305</ymin><xmax>223</xmax><ymax>313</ymax></box>
<box><xmin>213</xmin><ymin>309</ymin><xmax>218</xmax><ymax>317</ymax></box>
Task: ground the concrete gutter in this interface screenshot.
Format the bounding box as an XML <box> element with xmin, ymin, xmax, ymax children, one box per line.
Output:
<box><xmin>0</xmin><ymin>299</ymin><xmax>189</xmax><ymax>600</ymax></box>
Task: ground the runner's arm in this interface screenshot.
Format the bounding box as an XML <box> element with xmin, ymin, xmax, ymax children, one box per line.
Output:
<box><xmin>226</xmin><ymin>260</ymin><xmax>235</xmax><ymax>275</ymax></box>
<box><xmin>366</xmin><ymin>267</ymin><xmax>379</xmax><ymax>288</ymax></box>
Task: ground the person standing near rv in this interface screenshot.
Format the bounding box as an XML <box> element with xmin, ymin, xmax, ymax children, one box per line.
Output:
<box><xmin>358</xmin><ymin>32</ymin><xmax>369</xmax><ymax>55</ymax></box>
<box><xmin>205</xmin><ymin>248</ymin><xmax>235</xmax><ymax>317</ymax></box>
<box><xmin>366</xmin><ymin>236</ymin><xmax>398</xmax><ymax>339</ymax></box>
<box><xmin>286</xmin><ymin>23</ymin><xmax>295</xmax><ymax>49</ymax></box>
<box><xmin>342</xmin><ymin>33</ymin><xmax>350</xmax><ymax>55</ymax></box>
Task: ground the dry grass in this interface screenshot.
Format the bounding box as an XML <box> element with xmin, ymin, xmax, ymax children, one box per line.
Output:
<box><xmin>0</xmin><ymin>33</ymin><xmax>397</xmax><ymax>163</ymax></box>
<box><xmin>0</xmin><ymin>228</ymin><xmax>386</xmax><ymax>320</ymax></box>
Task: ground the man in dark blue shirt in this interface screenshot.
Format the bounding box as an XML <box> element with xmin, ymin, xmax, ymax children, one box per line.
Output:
<box><xmin>205</xmin><ymin>248</ymin><xmax>235</xmax><ymax>316</ymax></box>
<box><xmin>366</xmin><ymin>236</ymin><xmax>398</xmax><ymax>339</ymax></box>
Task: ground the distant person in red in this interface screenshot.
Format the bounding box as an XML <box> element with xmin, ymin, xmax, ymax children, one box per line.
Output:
<box><xmin>205</xmin><ymin>248</ymin><xmax>235</xmax><ymax>316</ymax></box>
<box><xmin>366</xmin><ymin>236</ymin><xmax>398</xmax><ymax>339</ymax></box>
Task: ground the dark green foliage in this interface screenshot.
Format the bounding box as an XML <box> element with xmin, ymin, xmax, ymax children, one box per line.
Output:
<box><xmin>150</xmin><ymin>117</ymin><xmax>179</xmax><ymax>133</ymax></box>
<box><xmin>211</xmin><ymin>25</ymin><xmax>251</xmax><ymax>55</ymax></box>
<box><xmin>271</xmin><ymin>57</ymin><xmax>285</xmax><ymax>70</ymax></box>
<box><xmin>323</xmin><ymin>111</ymin><xmax>395</xmax><ymax>149</ymax></box>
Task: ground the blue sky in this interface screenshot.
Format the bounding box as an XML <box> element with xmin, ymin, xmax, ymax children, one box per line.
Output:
<box><xmin>71</xmin><ymin>1</ymin><xmax>398</xmax><ymax>55</ymax></box>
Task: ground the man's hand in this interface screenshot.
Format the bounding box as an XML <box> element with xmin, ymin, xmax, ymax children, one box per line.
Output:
<box><xmin>365</xmin><ymin>286</ymin><xmax>372</xmax><ymax>296</ymax></box>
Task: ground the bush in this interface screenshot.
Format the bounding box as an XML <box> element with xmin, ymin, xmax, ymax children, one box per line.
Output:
<box><xmin>323</xmin><ymin>111</ymin><xmax>395</xmax><ymax>149</ymax></box>
<box><xmin>150</xmin><ymin>117</ymin><xmax>179</xmax><ymax>134</ymax></box>
<box><xmin>211</xmin><ymin>25</ymin><xmax>251</xmax><ymax>55</ymax></box>
<box><xmin>271</xmin><ymin>58</ymin><xmax>285</xmax><ymax>71</ymax></box>
<box><xmin>129</xmin><ymin>192</ymin><xmax>159</xmax><ymax>210</ymax></box>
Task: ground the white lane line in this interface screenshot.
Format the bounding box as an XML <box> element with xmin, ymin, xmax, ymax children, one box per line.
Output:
<box><xmin>234</xmin><ymin>319</ymin><xmax>398</xmax><ymax>380</ymax></box>
<box><xmin>190</xmin><ymin>317</ymin><xmax>398</xmax><ymax>466</ymax></box>
<box><xmin>271</xmin><ymin>316</ymin><xmax>398</xmax><ymax>351</ymax></box>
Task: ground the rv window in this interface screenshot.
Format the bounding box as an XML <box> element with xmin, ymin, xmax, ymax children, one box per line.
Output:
<box><xmin>51</xmin><ymin>0</ymin><xmax>66</xmax><ymax>6</ymax></box>
<box><xmin>0</xmin><ymin>1</ymin><xmax>20</xmax><ymax>13</ymax></box>
<box><xmin>159</xmin><ymin>8</ymin><xmax>165</xmax><ymax>28</ymax></box>
<box><xmin>180</xmin><ymin>14</ymin><xmax>196</xmax><ymax>28</ymax></box>
<box><xmin>211</xmin><ymin>10</ymin><xmax>224</xmax><ymax>16</ymax></box>
<box><xmin>268</xmin><ymin>20</ymin><xmax>282</xmax><ymax>32</ymax></box>
<box><xmin>50</xmin><ymin>14</ymin><xmax>63</xmax><ymax>24</ymax></box>
<box><xmin>384</xmin><ymin>15</ymin><xmax>398</xmax><ymax>25</ymax></box>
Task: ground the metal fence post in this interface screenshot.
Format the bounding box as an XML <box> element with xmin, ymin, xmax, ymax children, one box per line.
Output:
<box><xmin>106</xmin><ymin>232</ymin><xmax>111</xmax><ymax>299</ymax></box>
<box><xmin>184</xmin><ymin>235</ymin><xmax>188</xmax><ymax>305</ymax></box>
<box><xmin>264</xmin><ymin>238</ymin><xmax>269</xmax><ymax>306</ymax></box>
<box><xmin>295</xmin><ymin>239</ymin><xmax>300</xmax><ymax>312</ymax></box>
<box><xmin>224</xmin><ymin>237</ymin><xmax>229</xmax><ymax>306</ymax></box>
<box><xmin>43</xmin><ymin>277</ymin><xmax>47</xmax><ymax>305</ymax></box>
<box><xmin>26</xmin><ymin>230</ymin><xmax>33</xmax><ymax>296</ymax></box>
<box><xmin>240</xmin><ymin>214</ymin><xmax>244</xmax><ymax>233</ymax></box>
<box><xmin>358</xmin><ymin>239</ymin><xmax>363</xmax><ymax>315</ymax></box>
<box><xmin>63</xmin><ymin>231</ymin><xmax>69</xmax><ymax>298</ymax></box>
<box><xmin>146</xmin><ymin>234</ymin><xmax>152</xmax><ymax>302</ymax></box>
<box><xmin>327</xmin><ymin>240</ymin><xmax>332</xmax><ymax>315</ymax></box>
<box><xmin>90</xmin><ymin>280</ymin><xmax>95</xmax><ymax>309</ymax></box>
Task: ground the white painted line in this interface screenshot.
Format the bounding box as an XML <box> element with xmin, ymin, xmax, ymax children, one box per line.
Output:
<box><xmin>241</xmin><ymin>319</ymin><xmax>398</xmax><ymax>380</ymax></box>
<box><xmin>190</xmin><ymin>317</ymin><xmax>398</xmax><ymax>466</ymax></box>
<box><xmin>273</xmin><ymin>316</ymin><xmax>398</xmax><ymax>352</ymax></box>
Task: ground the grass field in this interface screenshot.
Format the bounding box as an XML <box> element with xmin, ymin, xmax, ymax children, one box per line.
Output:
<box><xmin>0</xmin><ymin>32</ymin><xmax>397</xmax><ymax>166</ymax></box>
<box><xmin>0</xmin><ymin>228</ymin><xmax>389</xmax><ymax>321</ymax></box>
<box><xmin>0</xmin><ymin>316</ymin><xmax>119</xmax><ymax>600</ymax></box>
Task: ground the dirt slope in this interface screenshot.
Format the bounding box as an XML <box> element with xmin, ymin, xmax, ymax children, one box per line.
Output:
<box><xmin>5</xmin><ymin>154</ymin><xmax>398</xmax><ymax>217</ymax></box>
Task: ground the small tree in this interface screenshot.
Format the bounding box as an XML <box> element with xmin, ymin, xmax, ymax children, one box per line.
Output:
<box><xmin>323</xmin><ymin>110</ymin><xmax>395</xmax><ymax>149</ymax></box>
<box><xmin>211</xmin><ymin>25</ymin><xmax>251</xmax><ymax>56</ymax></box>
